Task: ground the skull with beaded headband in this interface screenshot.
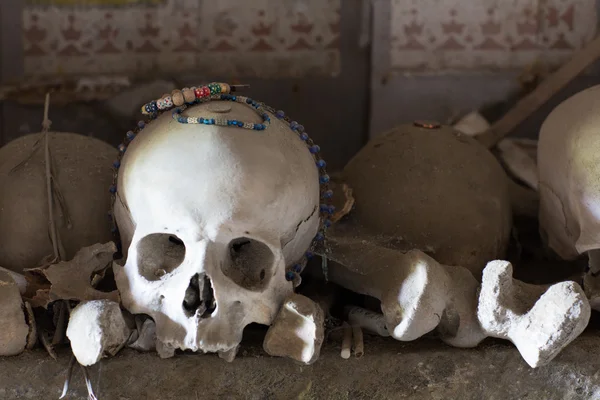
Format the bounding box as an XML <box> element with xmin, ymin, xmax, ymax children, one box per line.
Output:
<box><xmin>107</xmin><ymin>82</ymin><xmax>333</xmax><ymax>356</ymax></box>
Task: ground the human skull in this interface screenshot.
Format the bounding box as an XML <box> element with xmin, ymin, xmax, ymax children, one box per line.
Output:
<box><xmin>538</xmin><ymin>85</ymin><xmax>600</xmax><ymax>308</ymax></box>
<box><xmin>112</xmin><ymin>99</ymin><xmax>321</xmax><ymax>355</ymax></box>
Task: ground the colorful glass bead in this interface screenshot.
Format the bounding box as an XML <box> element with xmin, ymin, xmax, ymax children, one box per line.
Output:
<box><xmin>163</xmin><ymin>96</ymin><xmax>173</xmax><ymax>107</ymax></box>
<box><xmin>316</xmin><ymin>159</ymin><xmax>326</xmax><ymax>168</ymax></box>
<box><xmin>208</xmin><ymin>83</ymin><xmax>220</xmax><ymax>95</ymax></box>
<box><xmin>276</xmin><ymin>110</ymin><xmax>285</xmax><ymax>119</ymax></box>
<box><xmin>172</xmin><ymin>90</ymin><xmax>184</xmax><ymax>106</ymax></box>
<box><xmin>194</xmin><ymin>87</ymin><xmax>203</xmax><ymax>98</ymax></box>
<box><xmin>143</xmin><ymin>101</ymin><xmax>158</xmax><ymax>114</ymax></box>
<box><xmin>300</xmin><ymin>133</ymin><xmax>309</xmax><ymax>141</ymax></box>
<box><xmin>118</xmin><ymin>144</ymin><xmax>127</xmax><ymax>153</ymax></box>
<box><xmin>109</xmin><ymin>185</ymin><xmax>117</xmax><ymax>194</ymax></box>
<box><xmin>126</xmin><ymin>130</ymin><xmax>136</xmax><ymax>141</ymax></box>
<box><xmin>320</xmin><ymin>174</ymin><xmax>330</xmax><ymax>184</ymax></box>
<box><xmin>309</xmin><ymin>145</ymin><xmax>320</xmax><ymax>154</ymax></box>
<box><xmin>112</xmin><ymin>160</ymin><xmax>120</xmax><ymax>168</ymax></box>
<box><xmin>137</xmin><ymin>121</ymin><xmax>145</xmax><ymax>128</ymax></box>
<box><xmin>322</xmin><ymin>190</ymin><xmax>333</xmax><ymax>199</ymax></box>
<box><xmin>285</xmin><ymin>271</ymin><xmax>295</xmax><ymax>281</ymax></box>
<box><xmin>183</xmin><ymin>88</ymin><xmax>195</xmax><ymax>103</ymax></box>
<box><xmin>290</xmin><ymin>121</ymin><xmax>299</xmax><ymax>130</ymax></box>
<box><xmin>305</xmin><ymin>251</ymin><xmax>314</xmax><ymax>259</ymax></box>
<box><xmin>293</xmin><ymin>264</ymin><xmax>302</xmax><ymax>273</ymax></box>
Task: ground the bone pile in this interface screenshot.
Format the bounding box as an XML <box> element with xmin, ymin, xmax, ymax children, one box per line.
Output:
<box><xmin>0</xmin><ymin>84</ymin><xmax>596</xmax><ymax>381</ymax></box>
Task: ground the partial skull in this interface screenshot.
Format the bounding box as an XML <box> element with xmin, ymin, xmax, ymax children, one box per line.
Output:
<box><xmin>0</xmin><ymin>132</ymin><xmax>116</xmax><ymax>272</ymax></box>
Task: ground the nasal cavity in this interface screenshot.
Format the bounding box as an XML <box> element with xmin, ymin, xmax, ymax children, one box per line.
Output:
<box><xmin>182</xmin><ymin>273</ymin><xmax>216</xmax><ymax>319</ymax></box>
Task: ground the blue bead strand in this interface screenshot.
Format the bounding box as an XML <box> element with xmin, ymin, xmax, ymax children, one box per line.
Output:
<box><xmin>109</xmin><ymin>82</ymin><xmax>333</xmax><ymax>286</ymax></box>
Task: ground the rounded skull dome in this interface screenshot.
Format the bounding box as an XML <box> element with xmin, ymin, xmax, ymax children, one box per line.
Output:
<box><xmin>343</xmin><ymin>123</ymin><xmax>512</xmax><ymax>277</ymax></box>
<box><xmin>112</xmin><ymin>99</ymin><xmax>321</xmax><ymax>354</ymax></box>
<box><xmin>0</xmin><ymin>132</ymin><xmax>116</xmax><ymax>272</ymax></box>
<box><xmin>538</xmin><ymin>85</ymin><xmax>600</xmax><ymax>260</ymax></box>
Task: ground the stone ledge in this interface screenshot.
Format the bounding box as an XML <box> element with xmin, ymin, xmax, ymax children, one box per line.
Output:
<box><xmin>1</xmin><ymin>331</ymin><xmax>599</xmax><ymax>399</ymax></box>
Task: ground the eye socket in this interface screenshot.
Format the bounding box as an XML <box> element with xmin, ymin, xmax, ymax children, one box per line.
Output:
<box><xmin>222</xmin><ymin>237</ymin><xmax>274</xmax><ymax>291</ymax></box>
<box><xmin>137</xmin><ymin>233</ymin><xmax>186</xmax><ymax>281</ymax></box>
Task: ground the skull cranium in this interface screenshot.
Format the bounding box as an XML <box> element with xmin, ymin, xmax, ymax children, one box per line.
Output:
<box><xmin>112</xmin><ymin>99</ymin><xmax>321</xmax><ymax>355</ymax></box>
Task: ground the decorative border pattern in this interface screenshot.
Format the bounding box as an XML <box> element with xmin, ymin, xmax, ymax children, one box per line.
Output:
<box><xmin>390</xmin><ymin>0</ymin><xmax>598</xmax><ymax>70</ymax></box>
<box><xmin>23</xmin><ymin>0</ymin><xmax>341</xmax><ymax>78</ymax></box>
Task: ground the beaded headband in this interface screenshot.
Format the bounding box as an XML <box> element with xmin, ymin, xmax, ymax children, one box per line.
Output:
<box><xmin>108</xmin><ymin>82</ymin><xmax>333</xmax><ymax>287</ymax></box>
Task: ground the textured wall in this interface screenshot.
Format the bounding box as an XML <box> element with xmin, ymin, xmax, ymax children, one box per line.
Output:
<box><xmin>389</xmin><ymin>0</ymin><xmax>598</xmax><ymax>71</ymax></box>
<box><xmin>1</xmin><ymin>1</ymin><xmax>368</xmax><ymax>172</ymax></box>
<box><xmin>22</xmin><ymin>0</ymin><xmax>341</xmax><ymax>78</ymax></box>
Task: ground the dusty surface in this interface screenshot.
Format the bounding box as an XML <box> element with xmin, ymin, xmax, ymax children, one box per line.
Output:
<box><xmin>0</xmin><ymin>132</ymin><xmax>116</xmax><ymax>272</ymax></box>
<box><xmin>342</xmin><ymin>124</ymin><xmax>512</xmax><ymax>280</ymax></box>
<box><xmin>1</xmin><ymin>329</ymin><xmax>600</xmax><ymax>400</ymax></box>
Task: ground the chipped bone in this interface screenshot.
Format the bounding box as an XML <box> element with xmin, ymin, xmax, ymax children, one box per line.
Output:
<box><xmin>0</xmin><ymin>271</ymin><xmax>29</xmax><ymax>356</ymax></box>
<box><xmin>263</xmin><ymin>293</ymin><xmax>325</xmax><ymax>364</ymax></box>
<box><xmin>66</xmin><ymin>300</ymin><xmax>133</xmax><ymax>366</ymax></box>
<box><xmin>478</xmin><ymin>260</ymin><xmax>590</xmax><ymax>368</ymax></box>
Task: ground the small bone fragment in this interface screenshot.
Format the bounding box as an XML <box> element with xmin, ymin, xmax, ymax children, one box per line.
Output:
<box><xmin>218</xmin><ymin>345</ymin><xmax>239</xmax><ymax>362</ymax></box>
<box><xmin>24</xmin><ymin>301</ymin><xmax>37</xmax><ymax>349</ymax></box>
<box><xmin>66</xmin><ymin>300</ymin><xmax>133</xmax><ymax>366</ymax></box>
<box><xmin>0</xmin><ymin>271</ymin><xmax>29</xmax><ymax>356</ymax></box>
<box><xmin>0</xmin><ymin>267</ymin><xmax>27</xmax><ymax>295</ymax></box>
<box><xmin>477</xmin><ymin>260</ymin><xmax>590</xmax><ymax>368</ymax></box>
<box><xmin>263</xmin><ymin>293</ymin><xmax>325</xmax><ymax>364</ymax></box>
<box><xmin>453</xmin><ymin>111</ymin><xmax>490</xmax><ymax>136</ymax></box>
<box><xmin>497</xmin><ymin>139</ymin><xmax>539</xmax><ymax>191</ymax></box>
<box><xmin>128</xmin><ymin>317</ymin><xmax>157</xmax><ymax>352</ymax></box>
<box><xmin>345</xmin><ymin>306</ymin><xmax>389</xmax><ymax>337</ymax></box>
<box><xmin>341</xmin><ymin>322</ymin><xmax>352</xmax><ymax>359</ymax></box>
<box><xmin>43</xmin><ymin>242</ymin><xmax>119</xmax><ymax>303</ymax></box>
<box><xmin>156</xmin><ymin>339</ymin><xmax>176</xmax><ymax>359</ymax></box>
<box><xmin>352</xmin><ymin>325</ymin><xmax>364</xmax><ymax>358</ymax></box>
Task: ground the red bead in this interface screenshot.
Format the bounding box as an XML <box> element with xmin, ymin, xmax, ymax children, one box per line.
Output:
<box><xmin>202</xmin><ymin>86</ymin><xmax>210</xmax><ymax>97</ymax></box>
<box><xmin>194</xmin><ymin>88</ymin><xmax>202</xmax><ymax>98</ymax></box>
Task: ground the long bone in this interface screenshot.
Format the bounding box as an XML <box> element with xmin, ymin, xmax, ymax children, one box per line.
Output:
<box><xmin>322</xmin><ymin>232</ymin><xmax>590</xmax><ymax>367</ymax></box>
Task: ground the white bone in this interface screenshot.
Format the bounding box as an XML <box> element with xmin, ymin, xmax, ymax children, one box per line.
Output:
<box><xmin>345</xmin><ymin>306</ymin><xmax>389</xmax><ymax>337</ymax></box>
<box><xmin>0</xmin><ymin>271</ymin><xmax>28</xmax><ymax>356</ymax></box>
<box><xmin>537</xmin><ymin>84</ymin><xmax>600</xmax><ymax>310</ymax></box>
<box><xmin>66</xmin><ymin>300</ymin><xmax>133</xmax><ymax>366</ymax></box>
<box><xmin>263</xmin><ymin>293</ymin><xmax>325</xmax><ymax>365</ymax></box>
<box><xmin>497</xmin><ymin>138</ymin><xmax>539</xmax><ymax>191</ymax></box>
<box><xmin>477</xmin><ymin>260</ymin><xmax>590</xmax><ymax>368</ymax></box>
<box><xmin>327</xmin><ymin>249</ymin><xmax>487</xmax><ymax>348</ymax></box>
<box><xmin>453</xmin><ymin>111</ymin><xmax>490</xmax><ymax>136</ymax></box>
<box><xmin>113</xmin><ymin>101</ymin><xmax>320</xmax><ymax>356</ymax></box>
